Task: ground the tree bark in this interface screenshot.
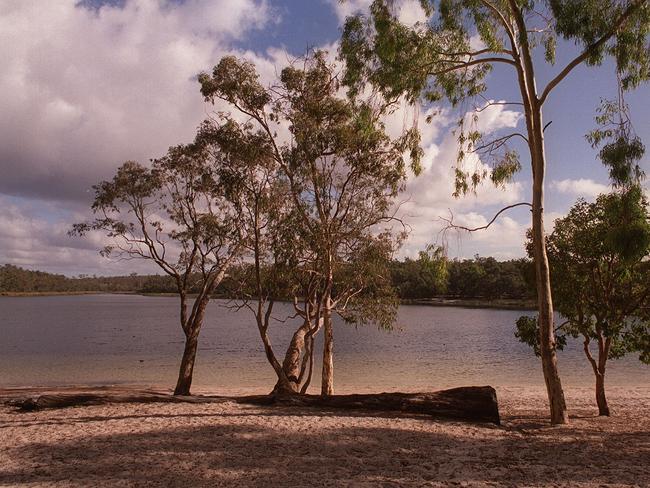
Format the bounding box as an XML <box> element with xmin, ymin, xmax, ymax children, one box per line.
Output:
<box><xmin>529</xmin><ymin>108</ymin><xmax>569</xmax><ymax>425</ymax></box>
<box><xmin>583</xmin><ymin>335</ymin><xmax>610</xmax><ymax>416</ymax></box>
<box><xmin>256</xmin><ymin>318</ymin><xmax>291</xmax><ymax>392</ymax></box>
<box><xmin>273</xmin><ymin>320</ymin><xmax>311</xmax><ymax>394</ymax></box>
<box><xmin>321</xmin><ymin>305</ymin><xmax>334</xmax><ymax>396</ymax></box>
<box><xmin>174</xmin><ymin>294</ymin><xmax>211</xmax><ymax>396</ymax></box>
<box><xmin>174</xmin><ymin>332</ymin><xmax>199</xmax><ymax>396</ymax></box>
<box><xmin>595</xmin><ymin>372</ymin><xmax>610</xmax><ymax>416</ymax></box>
<box><xmin>596</xmin><ymin>335</ymin><xmax>611</xmax><ymax>416</ymax></box>
<box><xmin>261</xmin><ymin>386</ymin><xmax>501</xmax><ymax>424</ymax></box>
<box><xmin>507</xmin><ymin>0</ymin><xmax>568</xmax><ymax>425</ymax></box>
<box><xmin>300</xmin><ymin>326</ymin><xmax>318</xmax><ymax>394</ymax></box>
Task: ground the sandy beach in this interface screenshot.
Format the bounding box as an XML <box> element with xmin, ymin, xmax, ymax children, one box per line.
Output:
<box><xmin>1</xmin><ymin>386</ymin><xmax>648</xmax><ymax>487</ymax></box>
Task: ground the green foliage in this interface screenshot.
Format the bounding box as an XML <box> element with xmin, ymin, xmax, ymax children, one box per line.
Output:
<box><xmin>390</xmin><ymin>245</ymin><xmax>449</xmax><ymax>298</ymax></box>
<box><xmin>199</xmin><ymin>56</ymin><xmax>270</xmax><ymax>111</ymax></box>
<box><xmin>0</xmin><ymin>264</ymin><xmax>175</xmax><ymax>294</ymax></box>
<box><xmin>340</xmin><ymin>0</ymin><xmax>650</xmax><ymax>197</ymax></box>
<box><xmin>515</xmin><ymin>315</ymin><xmax>568</xmax><ymax>357</ymax></box>
<box><xmin>447</xmin><ymin>256</ymin><xmax>533</xmax><ymax>299</ymax></box>
<box><xmin>549</xmin><ymin>0</ymin><xmax>650</xmax><ymax>89</ymax></box>
<box><xmin>490</xmin><ymin>151</ymin><xmax>522</xmax><ymax>188</ymax></box>
<box><xmin>517</xmin><ymin>188</ymin><xmax>650</xmax><ymax>364</ymax></box>
<box><xmin>2</xmin><ymin>253</ymin><xmax>538</xmax><ymax>302</ymax></box>
<box><xmin>587</xmin><ymin>98</ymin><xmax>646</xmax><ymax>188</ymax></box>
<box><xmin>198</xmin><ymin>51</ymin><xmax>414</xmax><ymax>331</ymax></box>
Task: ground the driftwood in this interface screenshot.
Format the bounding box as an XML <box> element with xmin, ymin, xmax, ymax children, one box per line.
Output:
<box><xmin>3</xmin><ymin>386</ymin><xmax>500</xmax><ymax>424</ymax></box>
<box><xmin>253</xmin><ymin>386</ymin><xmax>500</xmax><ymax>424</ymax></box>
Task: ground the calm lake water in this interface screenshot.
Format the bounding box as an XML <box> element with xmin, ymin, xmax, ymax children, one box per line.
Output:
<box><xmin>0</xmin><ymin>295</ymin><xmax>647</xmax><ymax>393</ymax></box>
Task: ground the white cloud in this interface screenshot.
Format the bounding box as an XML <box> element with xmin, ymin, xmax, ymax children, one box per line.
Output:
<box><xmin>327</xmin><ymin>0</ymin><xmax>427</xmax><ymax>26</ymax></box>
<box><xmin>551</xmin><ymin>178</ymin><xmax>609</xmax><ymax>199</ymax></box>
<box><xmin>396</xmin><ymin>102</ymin><xmax>528</xmax><ymax>259</ymax></box>
<box><xmin>0</xmin><ymin>197</ymin><xmax>114</xmax><ymax>275</ymax></box>
<box><xmin>327</xmin><ymin>0</ymin><xmax>372</xmax><ymax>23</ymax></box>
<box><xmin>0</xmin><ymin>0</ymin><xmax>271</xmax><ymax>201</ymax></box>
<box><xmin>0</xmin><ymin>194</ymin><xmax>190</xmax><ymax>276</ymax></box>
<box><xmin>395</xmin><ymin>0</ymin><xmax>428</xmax><ymax>26</ymax></box>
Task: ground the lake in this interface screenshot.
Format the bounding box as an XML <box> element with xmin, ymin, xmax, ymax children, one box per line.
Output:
<box><xmin>0</xmin><ymin>294</ymin><xmax>647</xmax><ymax>394</ymax></box>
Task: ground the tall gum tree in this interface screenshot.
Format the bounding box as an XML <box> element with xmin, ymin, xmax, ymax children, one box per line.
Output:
<box><xmin>198</xmin><ymin>52</ymin><xmax>416</xmax><ymax>396</ymax></box>
<box><xmin>340</xmin><ymin>0</ymin><xmax>650</xmax><ymax>423</ymax></box>
<box><xmin>72</xmin><ymin>140</ymin><xmax>243</xmax><ymax>396</ymax></box>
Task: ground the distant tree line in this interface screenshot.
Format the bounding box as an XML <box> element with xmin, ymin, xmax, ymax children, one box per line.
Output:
<box><xmin>0</xmin><ymin>265</ymin><xmax>148</xmax><ymax>293</ymax></box>
<box><xmin>391</xmin><ymin>251</ymin><xmax>533</xmax><ymax>300</ymax></box>
<box><xmin>1</xmin><ymin>254</ymin><xmax>534</xmax><ymax>301</ymax></box>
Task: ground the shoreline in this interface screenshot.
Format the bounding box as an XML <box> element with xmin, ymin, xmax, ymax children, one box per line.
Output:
<box><xmin>0</xmin><ymin>291</ymin><xmax>139</xmax><ymax>297</ymax></box>
<box><xmin>1</xmin><ymin>291</ymin><xmax>536</xmax><ymax>310</ymax></box>
<box><xmin>400</xmin><ymin>297</ymin><xmax>536</xmax><ymax>310</ymax></box>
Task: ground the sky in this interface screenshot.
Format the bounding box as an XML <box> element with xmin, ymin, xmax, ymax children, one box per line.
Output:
<box><xmin>0</xmin><ymin>0</ymin><xmax>648</xmax><ymax>276</ymax></box>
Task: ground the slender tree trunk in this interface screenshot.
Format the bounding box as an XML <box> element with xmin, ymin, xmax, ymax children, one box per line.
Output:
<box><xmin>530</xmin><ymin>109</ymin><xmax>569</xmax><ymax>425</ymax></box>
<box><xmin>508</xmin><ymin>0</ymin><xmax>568</xmax><ymax>425</ymax></box>
<box><xmin>174</xmin><ymin>331</ymin><xmax>199</xmax><ymax>396</ymax></box>
<box><xmin>300</xmin><ymin>324</ymin><xmax>319</xmax><ymax>394</ymax></box>
<box><xmin>174</xmin><ymin>297</ymin><xmax>210</xmax><ymax>396</ymax></box>
<box><xmin>595</xmin><ymin>372</ymin><xmax>610</xmax><ymax>416</ymax></box>
<box><xmin>583</xmin><ymin>335</ymin><xmax>610</xmax><ymax>416</ymax></box>
<box><xmin>596</xmin><ymin>335</ymin><xmax>610</xmax><ymax>416</ymax></box>
<box><xmin>321</xmin><ymin>304</ymin><xmax>334</xmax><ymax>396</ymax></box>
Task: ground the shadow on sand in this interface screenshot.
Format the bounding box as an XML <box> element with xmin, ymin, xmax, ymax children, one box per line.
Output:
<box><xmin>1</xmin><ymin>404</ymin><xmax>649</xmax><ymax>487</ymax></box>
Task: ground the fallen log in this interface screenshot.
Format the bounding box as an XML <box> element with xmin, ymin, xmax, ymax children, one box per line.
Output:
<box><xmin>5</xmin><ymin>386</ymin><xmax>500</xmax><ymax>424</ymax></box>
<box><xmin>5</xmin><ymin>390</ymin><xmax>225</xmax><ymax>411</ymax></box>
<box><xmin>259</xmin><ymin>386</ymin><xmax>500</xmax><ymax>424</ymax></box>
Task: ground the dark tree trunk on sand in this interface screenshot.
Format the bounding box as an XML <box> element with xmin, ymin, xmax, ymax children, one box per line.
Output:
<box><xmin>253</xmin><ymin>386</ymin><xmax>501</xmax><ymax>424</ymax></box>
<box><xmin>583</xmin><ymin>335</ymin><xmax>611</xmax><ymax>416</ymax></box>
<box><xmin>12</xmin><ymin>386</ymin><xmax>500</xmax><ymax>425</ymax></box>
<box><xmin>174</xmin><ymin>333</ymin><xmax>199</xmax><ymax>396</ymax></box>
<box><xmin>174</xmin><ymin>295</ymin><xmax>213</xmax><ymax>396</ymax></box>
<box><xmin>595</xmin><ymin>373</ymin><xmax>610</xmax><ymax>416</ymax></box>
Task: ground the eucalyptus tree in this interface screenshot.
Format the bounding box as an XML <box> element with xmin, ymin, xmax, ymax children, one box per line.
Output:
<box><xmin>339</xmin><ymin>0</ymin><xmax>650</xmax><ymax>423</ymax></box>
<box><xmin>72</xmin><ymin>140</ymin><xmax>243</xmax><ymax>395</ymax></box>
<box><xmin>516</xmin><ymin>188</ymin><xmax>650</xmax><ymax>415</ymax></box>
<box><xmin>196</xmin><ymin>118</ymin><xmax>321</xmax><ymax>394</ymax></box>
<box><xmin>199</xmin><ymin>52</ymin><xmax>414</xmax><ymax>395</ymax></box>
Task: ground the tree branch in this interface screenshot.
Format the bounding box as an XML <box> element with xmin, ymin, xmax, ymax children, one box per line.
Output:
<box><xmin>425</xmin><ymin>57</ymin><xmax>516</xmax><ymax>77</ymax></box>
<box><xmin>440</xmin><ymin>202</ymin><xmax>532</xmax><ymax>233</ymax></box>
<box><xmin>539</xmin><ymin>0</ymin><xmax>645</xmax><ymax>105</ymax></box>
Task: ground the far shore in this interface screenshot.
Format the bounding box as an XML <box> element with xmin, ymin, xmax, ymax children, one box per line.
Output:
<box><xmin>1</xmin><ymin>291</ymin><xmax>536</xmax><ymax>310</ymax></box>
<box><xmin>401</xmin><ymin>297</ymin><xmax>536</xmax><ymax>310</ymax></box>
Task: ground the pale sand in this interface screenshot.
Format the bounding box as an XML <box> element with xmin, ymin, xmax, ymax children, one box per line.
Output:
<box><xmin>1</xmin><ymin>386</ymin><xmax>648</xmax><ymax>487</ymax></box>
